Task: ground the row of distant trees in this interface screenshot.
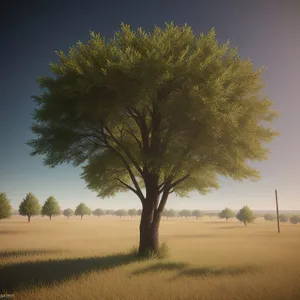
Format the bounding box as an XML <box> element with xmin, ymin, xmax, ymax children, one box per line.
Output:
<box><xmin>1</xmin><ymin>192</ymin><xmax>300</xmax><ymax>225</ymax></box>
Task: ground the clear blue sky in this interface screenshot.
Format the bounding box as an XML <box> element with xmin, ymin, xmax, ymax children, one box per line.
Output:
<box><xmin>1</xmin><ymin>0</ymin><xmax>299</xmax><ymax>211</ymax></box>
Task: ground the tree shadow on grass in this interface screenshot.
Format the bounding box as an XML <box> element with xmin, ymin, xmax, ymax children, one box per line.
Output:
<box><xmin>132</xmin><ymin>262</ymin><xmax>260</xmax><ymax>280</ymax></box>
<box><xmin>0</xmin><ymin>249</ymin><xmax>67</xmax><ymax>259</ymax></box>
<box><xmin>0</xmin><ymin>252</ymin><xmax>141</xmax><ymax>293</ymax></box>
<box><xmin>0</xmin><ymin>230</ymin><xmax>23</xmax><ymax>235</ymax></box>
<box><xmin>216</xmin><ymin>226</ymin><xmax>243</xmax><ymax>230</ymax></box>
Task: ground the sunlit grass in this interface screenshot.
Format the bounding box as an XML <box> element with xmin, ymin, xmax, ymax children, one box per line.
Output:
<box><xmin>1</xmin><ymin>215</ymin><xmax>300</xmax><ymax>299</ymax></box>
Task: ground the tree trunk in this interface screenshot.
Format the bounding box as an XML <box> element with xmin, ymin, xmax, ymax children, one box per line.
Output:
<box><xmin>244</xmin><ymin>221</ymin><xmax>247</xmax><ymax>226</ymax></box>
<box><xmin>28</xmin><ymin>215</ymin><xmax>31</xmax><ymax>223</ymax></box>
<box><xmin>139</xmin><ymin>202</ymin><xmax>161</xmax><ymax>256</ymax></box>
<box><xmin>50</xmin><ymin>215</ymin><xmax>52</xmax><ymax>220</ymax></box>
<box><xmin>81</xmin><ymin>215</ymin><xmax>83</xmax><ymax>220</ymax></box>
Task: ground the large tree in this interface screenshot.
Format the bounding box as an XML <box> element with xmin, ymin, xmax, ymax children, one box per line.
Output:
<box><xmin>19</xmin><ymin>193</ymin><xmax>41</xmax><ymax>223</ymax></box>
<box><xmin>0</xmin><ymin>193</ymin><xmax>12</xmax><ymax>220</ymax></box>
<box><xmin>41</xmin><ymin>196</ymin><xmax>61</xmax><ymax>220</ymax></box>
<box><xmin>27</xmin><ymin>23</ymin><xmax>278</xmax><ymax>256</ymax></box>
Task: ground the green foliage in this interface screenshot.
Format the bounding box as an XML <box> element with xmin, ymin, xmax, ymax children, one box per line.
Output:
<box><xmin>41</xmin><ymin>196</ymin><xmax>61</xmax><ymax>219</ymax></box>
<box><xmin>93</xmin><ymin>208</ymin><xmax>105</xmax><ymax>217</ymax></box>
<box><xmin>128</xmin><ymin>208</ymin><xmax>137</xmax><ymax>217</ymax></box>
<box><xmin>19</xmin><ymin>193</ymin><xmax>41</xmax><ymax>222</ymax></box>
<box><xmin>218</xmin><ymin>208</ymin><xmax>235</xmax><ymax>220</ymax></box>
<box><xmin>75</xmin><ymin>203</ymin><xmax>91</xmax><ymax>219</ymax></box>
<box><xmin>63</xmin><ymin>208</ymin><xmax>74</xmax><ymax>218</ymax></box>
<box><xmin>115</xmin><ymin>209</ymin><xmax>128</xmax><ymax>217</ymax></box>
<box><xmin>236</xmin><ymin>206</ymin><xmax>255</xmax><ymax>225</ymax></box>
<box><xmin>179</xmin><ymin>209</ymin><xmax>192</xmax><ymax>218</ymax></box>
<box><xmin>0</xmin><ymin>193</ymin><xmax>12</xmax><ymax>220</ymax></box>
<box><xmin>263</xmin><ymin>213</ymin><xmax>275</xmax><ymax>221</ymax></box>
<box><xmin>290</xmin><ymin>215</ymin><xmax>300</xmax><ymax>224</ymax></box>
<box><xmin>192</xmin><ymin>209</ymin><xmax>203</xmax><ymax>219</ymax></box>
<box><xmin>27</xmin><ymin>22</ymin><xmax>278</xmax><ymax>201</ymax></box>
<box><xmin>279</xmin><ymin>214</ymin><xmax>289</xmax><ymax>222</ymax></box>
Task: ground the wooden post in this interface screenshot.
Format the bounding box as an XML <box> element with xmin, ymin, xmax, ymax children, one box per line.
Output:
<box><xmin>275</xmin><ymin>189</ymin><xmax>280</xmax><ymax>233</ymax></box>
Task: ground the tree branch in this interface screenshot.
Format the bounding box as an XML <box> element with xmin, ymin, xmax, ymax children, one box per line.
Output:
<box><xmin>114</xmin><ymin>176</ymin><xmax>139</xmax><ymax>196</ymax></box>
<box><xmin>170</xmin><ymin>173</ymin><xmax>190</xmax><ymax>189</ymax></box>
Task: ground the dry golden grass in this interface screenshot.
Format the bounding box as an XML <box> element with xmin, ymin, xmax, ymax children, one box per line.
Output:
<box><xmin>1</xmin><ymin>215</ymin><xmax>300</xmax><ymax>300</ymax></box>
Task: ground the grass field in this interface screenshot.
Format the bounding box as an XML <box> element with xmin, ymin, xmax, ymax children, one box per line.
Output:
<box><xmin>1</xmin><ymin>215</ymin><xmax>300</xmax><ymax>300</ymax></box>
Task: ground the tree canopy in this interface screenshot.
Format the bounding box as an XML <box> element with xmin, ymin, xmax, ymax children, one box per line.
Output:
<box><xmin>218</xmin><ymin>207</ymin><xmax>235</xmax><ymax>220</ymax></box>
<box><xmin>63</xmin><ymin>208</ymin><xmax>74</xmax><ymax>218</ymax></box>
<box><xmin>93</xmin><ymin>208</ymin><xmax>105</xmax><ymax>217</ymax></box>
<box><xmin>0</xmin><ymin>193</ymin><xmax>12</xmax><ymax>220</ymax></box>
<box><xmin>19</xmin><ymin>193</ymin><xmax>41</xmax><ymax>222</ymax></box>
<box><xmin>75</xmin><ymin>203</ymin><xmax>91</xmax><ymax>219</ymax></box>
<box><xmin>236</xmin><ymin>206</ymin><xmax>255</xmax><ymax>226</ymax></box>
<box><xmin>192</xmin><ymin>209</ymin><xmax>203</xmax><ymax>219</ymax></box>
<box><xmin>41</xmin><ymin>196</ymin><xmax>61</xmax><ymax>220</ymax></box>
<box><xmin>26</xmin><ymin>22</ymin><xmax>279</xmax><ymax>255</ymax></box>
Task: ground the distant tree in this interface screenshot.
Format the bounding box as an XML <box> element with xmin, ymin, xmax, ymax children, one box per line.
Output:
<box><xmin>236</xmin><ymin>206</ymin><xmax>255</xmax><ymax>226</ymax></box>
<box><xmin>167</xmin><ymin>209</ymin><xmax>177</xmax><ymax>218</ymax></box>
<box><xmin>192</xmin><ymin>209</ymin><xmax>203</xmax><ymax>219</ymax></box>
<box><xmin>19</xmin><ymin>193</ymin><xmax>41</xmax><ymax>223</ymax></box>
<box><xmin>115</xmin><ymin>209</ymin><xmax>127</xmax><ymax>218</ymax></box>
<box><xmin>179</xmin><ymin>209</ymin><xmax>192</xmax><ymax>218</ymax></box>
<box><xmin>41</xmin><ymin>196</ymin><xmax>61</xmax><ymax>220</ymax></box>
<box><xmin>279</xmin><ymin>214</ymin><xmax>289</xmax><ymax>222</ymax></box>
<box><xmin>93</xmin><ymin>208</ymin><xmax>105</xmax><ymax>218</ymax></box>
<box><xmin>27</xmin><ymin>23</ymin><xmax>279</xmax><ymax>256</ymax></box>
<box><xmin>290</xmin><ymin>215</ymin><xmax>300</xmax><ymax>224</ymax></box>
<box><xmin>0</xmin><ymin>193</ymin><xmax>12</xmax><ymax>220</ymax></box>
<box><xmin>218</xmin><ymin>208</ymin><xmax>235</xmax><ymax>221</ymax></box>
<box><xmin>206</xmin><ymin>212</ymin><xmax>218</xmax><ymax>220</ymax></box>
<box><xmin>128</xmin><ymin>208</ymin><xmax>137</xmax><ymax>218</ymax></box>
<box><xmin>137</xmin><ymin>209</ymin><xmax>142</xmax><ymax>216</ymax></box>
<box><xmin>75</xmin><ymin>203</ymin><xmax>91</xmax><ymax>220</ymax></box>
<box><xmin>105</xmin><ymin>209</ymin><xmax>115</xmax><ymax>215</ymax></box>
<box><xmin>263</xmin><ymin>213</ymin><xmax>276</xmax><ymax>221</ymax></box>
<box><xmin>63</xmin><ymin>208</ymin><xmax>74</xmax><ymax>219</ymax></box>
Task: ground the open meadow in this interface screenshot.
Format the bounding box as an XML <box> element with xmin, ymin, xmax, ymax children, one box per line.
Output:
<box><xmin>1</xmin><ymin>215</ymin><xmax>300</xmax><ymax>300</ymax></box>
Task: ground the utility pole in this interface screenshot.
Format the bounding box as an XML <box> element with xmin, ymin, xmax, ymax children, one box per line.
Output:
<box><xmin>275</xmin><ymin>189</ymin><xmax>280</xmax><ymax>233</ymax></box>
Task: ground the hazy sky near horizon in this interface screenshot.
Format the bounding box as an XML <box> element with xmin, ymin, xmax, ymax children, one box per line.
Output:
<box><xmin>1</xmin><ymin>0</ymin><xmax>299</xmax><ymax>211</ymax></box>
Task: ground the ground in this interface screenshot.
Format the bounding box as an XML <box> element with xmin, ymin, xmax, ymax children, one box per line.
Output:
<box><xmin>1</xmin><ymin>215</ymin><xmax>300</xmax><ymax>300</ymax></box>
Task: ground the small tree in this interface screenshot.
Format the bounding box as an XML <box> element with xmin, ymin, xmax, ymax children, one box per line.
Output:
<box><xmin>128</xmin><ymin>208</ymin><xmax>137</xmax><ymax>218</ymax></box>
<box><xmin>179</xmin><ymin>209</ymin><xmax>192</xmax><ymax>218</ymax></box>
<box><xmin>279</xmin><ymin>214</ymin><xmax>289</xmax><ymax>222</ymax></box>
<box><xmin>236</xmin><ymin>206</ymin><xmax>255</xmax><ymax>226</ymax></box>
<box><xmin>75</xmin><ymin>203</ymin><xmax>91</xmax><ymax>220</ymax></box>
<box><xmin>206</xmin><ymin>212</ymin><xmax>217</xmax><ymax>220</ymax></box>
<box><xmin>41</xmin><ymin>196</ymin><xmax>61</xmax><ymax>220</ymax></box>
<box><xmin>116</xmin><ymin>209</ymin><xmax>127</xmax><ymax>218</ymax></box>
<box><xmin>137</xmin><ymin>209</ymin><xmax>142</xmax><ymax>216</ymax></box>
<box><xmin>263</xmin><ymin>213</ymin><xmax>275</xmax><ymax>221</ymax></box>
<box><xmin>192</xmin><ymin>209</ymin><xmax>203</xmax><ymax>219</ymax></box>
<box><xmin>63</xmin><ymin>208</ymin><xmax>74</xmax><ymax>219</ymax></box>
<box><xmin>19</xmin><ymin>193</ymin><xmax>41</xmax><ymax>222</ymax></box>
<box><xmin>290</xmin><ymin>215</ymin><xmax>300</xmax><ymax>224</ymax></box>
<box><xmin>93</xmin><ymin>208</ymin><xmax>105</xmax><ymax>218</ymax></box>
<box><xmin>0</xmin><ymin>193</ymin><xmax>12</xmax><ymax>220</ymax></box>
<box><xmin>105</xmin><ymin>209</ymin><xmax>115</xmax><ymax>215</ymax></box>
<box><xmin>219</xmin><ymin>208</ymin><xmax>235</xmax><ymax>221</ymax></box>
<box><xmin>167</xmin><ymin>209</ymin><xmax>177</xmax><ymax>218</ymax></box>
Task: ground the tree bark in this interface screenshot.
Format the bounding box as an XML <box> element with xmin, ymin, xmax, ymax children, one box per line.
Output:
<box><xmin>28</xmin><ymin>215</ymin><xmax>31</xmax><ymax>223</ymax></box>
<box><xmin>138</xmin><ymin>202</ymin><xmax>161</xmax><ymax>256</ymax></box>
